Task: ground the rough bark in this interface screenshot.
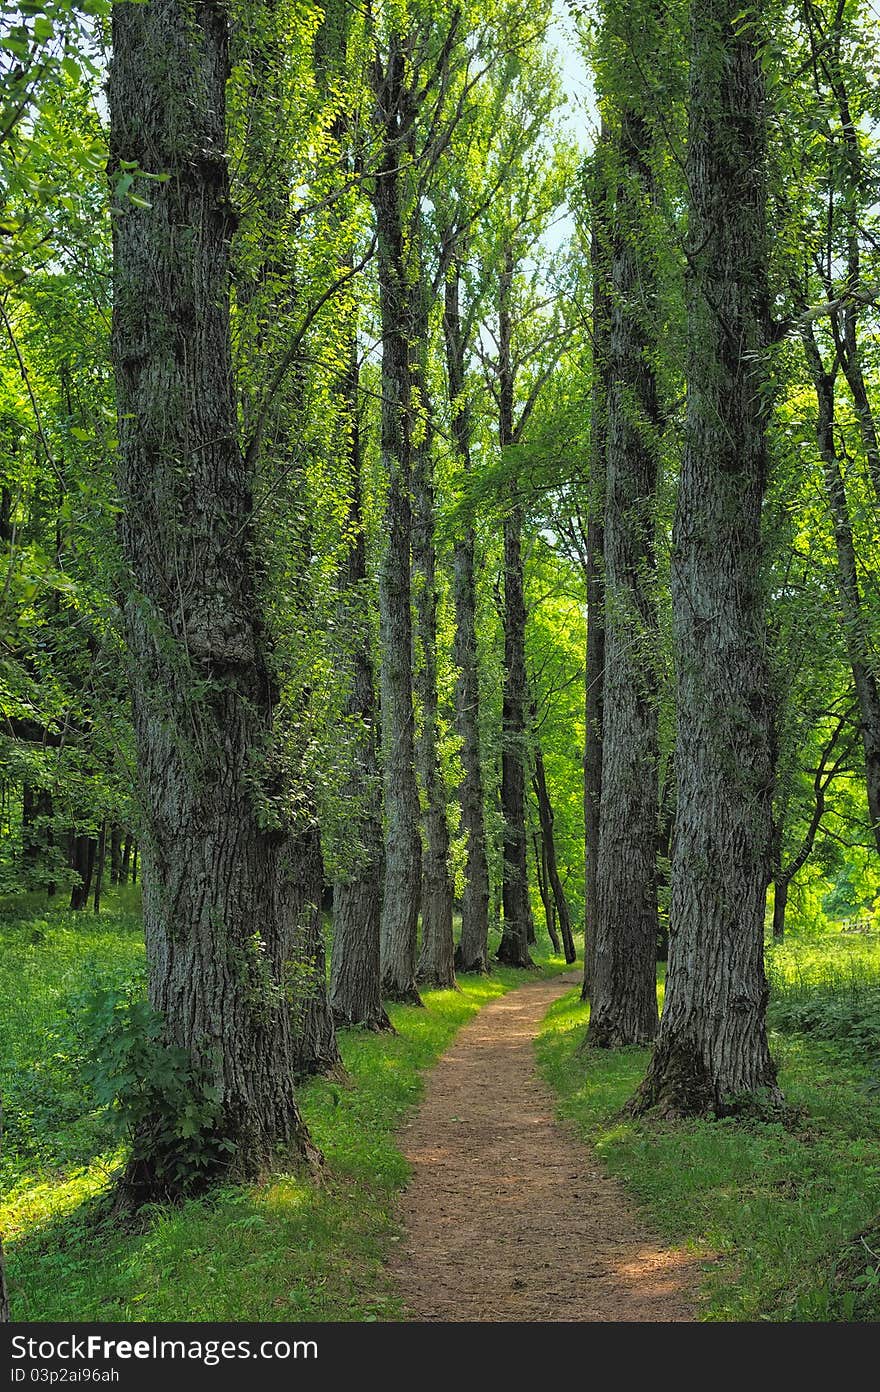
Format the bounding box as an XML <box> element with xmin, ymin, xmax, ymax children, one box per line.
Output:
<box><xmin>582</xmin><ymin>131</ymin><xmax>609</xmax><ymax>1001</ymax></box>
<box><xmin>121</xmin><ymin>831</ymin><xmax>132</xmax><ymax>884</ymax></box>
<box><xmin>329</xmin><ymin>352</ymin><xmax>390</xmax><ymax>1031</ymax></box>
<box><xmin>444</xmin><ymin>258</ymin><xmax>491</xmax><ymax>974</ymax></box>
<box><xmin>412</xmin><ymin>274</ymin><xmax>455</xmax><ymax>991</ymax></box>
<box><xmin>497</xmin><ymin>249</ymin><xmax>533</xmax><ymax>968</ymax></box>
<box><xmin>633</xmin><ymin>1</ymin><xmax>780</xmax><ymax>1117</ymax></box>
<box><xmin>532</xmin><ymin>744</ymin><xmax>576</xmax><ymax>963</ymax></box>
<box><xmin>589</xmin><ymin>97</ymin><xmax>661</xmax><ymax>1049</ymax></box>
<box><xmin>801</xmin><ymin>329</ymin><xmax>880</xmax><ymax>856</ymax></box>
<box><xmin>372</xmin><ymin>39</ymin><xmax>423</xmax><ymax>1004</ymax></box>
<box><xmin>109</xmin><ymin>0</ymin><xmax>316</xmax><ymax>1197</ymax></box>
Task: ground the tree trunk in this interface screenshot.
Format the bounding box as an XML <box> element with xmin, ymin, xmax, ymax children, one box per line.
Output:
<box><xmin>532</xmin><ymin>827</ymin><xmax>560</xmax><ymax>952</ymax></box>
<box><xmin>93</xmin><ymin>818</ymin><xmax>107</xmax><ymax>914</ymax></box>
<box><xmin>329</xmin><ymin>351</ymin><xmax>390</xmax><ymax>1031</ymax></box>
<box><xmin>532</xmin><ymin>745</ymin><xmax>576</xmax><ymax>963</ymax></box>
<box><xmin>291</xmin><ymin>830</ymin><xmax>341</xmax><ymax>1076</ymax></box>
<box><xmin>69</xmin><ymin>833</ymin><xmax>95</xmax><ymax>911</ymax></box>
<box><xmin>444</xmin><ymin>257</ymin><xmax>491</xmax><ymax>974</ymax></box>
<box><xmin>582</xmin><ymin>129</ymin><xmax>609</xmax><ymax>1001</ymax></box>
<box><xmin>497</xmin><ymin>249</ymin><xmax>532</xmax><ymax>968</ymax></box>
<box><xmin>109</xmin><ymin>0</ymin><xmax>316</xmax><ymax>1198</ymax></box>
<box><xmin>110</xmin><ymin>822</ymin><xmax>123</xmax><ymax>885</ymax></box>
<box><xmin>772</xmin><ymin>880</ymin><xmax>787</xmax><ymax>942</ymax></box>
<box><xmin>633</xmin><ymin>0</ymin><xmax>780</xmax><ymax>1117</ymax></box>
<box><xmin>131</xmin><ymin>842</ymin><xmax>137</xmax><ymax>885</ymax></box>
<box><xmin>589</xmin><ymin>94</ymin><xmax>661</xmax><ymax>1048</ymax></box>
<box><xmin>372</xmin><ymin>39</ymin><xmax>423</xmax><ymax>1004</ymax></box>
<box><xmin>121</xmin><ymin>831</ymin><xmax>132</xmax><ymax>884</ymax></box>
<box><xmin>801</xmin><ymin>330</ymin><xmax>880</xmax><ymax>857</ymax></box>
<box><xmin>412</xmin><ymin>270</ymin><xmax>455</xmax><ymax>991</ymax></box>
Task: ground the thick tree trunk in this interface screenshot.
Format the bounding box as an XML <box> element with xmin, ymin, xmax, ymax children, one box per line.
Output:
<box><xmin>582</xmin><ymin>132</ymin><xmax>609</xmax><ymax>1001</ymax></box>
<box><xmin>589</xmin><ymin>98</ymin><xmax>661</xmax><ymax>1048</ymax></box>
<box><xmin>330</xmin><ymin>353</ymin><xmax>390</xmax><ymax>1031</ymax></box>
<box><xmin>633</xmin><ymin>1</ymin><xmax>780</xmax><ymax>1117</ymax></box>
<box><xmin>444</xmin><ymin>259</ymin><xmax>491</xmax><ymax>974</ymax></box>
<box><xmin>109</xmin><ymin>0</ymin><xmax>316</xmax><ymax>1197</ymax></box>
<box><xmin>801</xmin><ymin>331</ymin><xmax>880</xmax><ymax>857</ymax></box>
<box><xmin>110</xmin><ymin>822</ymin><xmax>122</xmax><ymax>885</ymax></box>
<box><xmin>532</xmin><ymin>746</ymin><xmax>576</xmax><ymax>963</ymax></box>
<box><xmin>372</xmin><ymin>44</ymin><xmax>423</xmax><ymax>1005</ymax></box>
<box><xmin>412</xmin><ymin>279</ymin><xmax>455</xmax><ymax>990</ymax></box>
<box><xmin>497</xmin><ymin>250</ymin><xmax>532</xmax><ymax>968</ymax></box>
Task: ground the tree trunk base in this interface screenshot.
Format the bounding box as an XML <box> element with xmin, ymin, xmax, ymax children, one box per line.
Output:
<box><xmin>587</xmin><ymin>1016</ymin><xmax>658</xmax><ymax>1049</ymax></box>
<box><xmin>381</xmin><ymin>980</ymin><xmax>424</xmax><ymax>1006</ymax></box>
<box><xmin>416</xmin><ymin>968</ymin><xmax>461</xmax><ymax>991</ymax></box>
<box><xmin>332</xmin><ymin>1006</ymin><xmax>394</xmax><ymax>1033</ymax></box>
<box><xmin>495</xmin><ymin>940</ymin><xmax>533</xmax><ymax>968</ymax></box>
<box><xmin>454</xmin><ymin>946</ymin><xmax>490</xmax><ymax>975</ymax></box>
<box><xmin>629</xmin><ymin>1039</ymin><xmax>783</xmax><ymax>1120</ymax></box>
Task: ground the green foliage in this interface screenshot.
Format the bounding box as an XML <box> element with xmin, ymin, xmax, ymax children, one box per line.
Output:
<box><xmin>70</xmin><ymin>980</ymin><xmax>232</xmax><ymax>1193</ymax></box>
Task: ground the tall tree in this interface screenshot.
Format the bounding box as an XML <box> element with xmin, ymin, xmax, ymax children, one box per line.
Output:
<box><xmin>109</xmin><ymin>0</ymin><xmax>317</xmax><ymax>1197</ymax></box>
<box><xmin>588</xmin><ymin>4</ymin><xmax>662</xmax><ymax>1047</ymax></box>
<box><xmin>634</xmin><ymin>0</ymin><xmax>781</xmax><ymax>1115</ymax></box>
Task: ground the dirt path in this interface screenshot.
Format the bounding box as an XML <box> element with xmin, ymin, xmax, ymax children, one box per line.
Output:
<box><xmin>387</xmin><ymin>973</ymin><xmax>702</xmax><ymax>1321</ymax></box>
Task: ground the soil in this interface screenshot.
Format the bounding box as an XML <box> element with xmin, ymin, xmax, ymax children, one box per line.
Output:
<box><xmin>387</xmin><ymin>972</ymin><xmax>703</xmax><ymax>1321</ymax></box>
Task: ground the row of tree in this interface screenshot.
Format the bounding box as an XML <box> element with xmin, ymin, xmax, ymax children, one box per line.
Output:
<box><xmin>0</xmin><ymin>0</ymin><xmax>878</xmax><ymax>1197</ymax></box>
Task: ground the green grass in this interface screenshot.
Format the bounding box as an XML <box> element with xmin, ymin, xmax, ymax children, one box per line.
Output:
<box><xmin>1</xmin><ymin>898</ymin><xmax>571</xmax><ymax>1321</ymax></box>
<box><xmin>536</xmin><ymin>935</ymin><xmax>880</xmax><ymax>1321</ymax></box>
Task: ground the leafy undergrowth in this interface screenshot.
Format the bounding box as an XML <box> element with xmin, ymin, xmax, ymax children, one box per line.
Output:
<box><xmin>1</xmin><ymin>898</ymin><xmax>572</xmax><ymax>1321</ymax></box>
<box><xmin>537</xmin><ymin>936</ymin><xmax>880</xmax><ymax>1322</ymax></box>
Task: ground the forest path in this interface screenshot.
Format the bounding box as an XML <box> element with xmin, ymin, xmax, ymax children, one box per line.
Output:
<box><xmin>387</xmin><ymin>972</ymin><xmax>701</xmax><ymax>1321</ymax></box>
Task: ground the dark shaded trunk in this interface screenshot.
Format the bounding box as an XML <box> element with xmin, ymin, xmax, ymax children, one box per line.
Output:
<box><xmin>589</xmin><ymin>96</ymin><xmax>661</xmax><ymax>1049</ymax></box>
<box><xmin>532</xmin><ymin>827</ymin><xmax>560</xmax><ymax>953</ymax></box>
<box><xmin>444</xmin><ymin>257</ymin><xmax>491</xmax><ymax>975</ymax></box>
<box><xmin>131</xmin><ymin>843</ymin><xmax>137</xmax><ymax>885</ymax></box>
<box><xmin>93</xmin><ymin>818</ymin><xmax>107</xmax><ymax>914</ymax></box>
<box><xmin>497</xmin><ymin>249</ymin><xmax>532</xmax><ymax>968</ymax></box>
<box><xmin>582</xmin><ymin>130</ymin><xmax>609</xmax><ymax>1001</ymax></box>
<box><xmin>412</xmin><ymin>272</ymin><xmax>455</xmax><ymax>991</ymax></box>
<box><xmin>801</xmin><ymin>329</ymin><xmax>880</xmax><ymax>857</ymax></box>
<box><xmin>772</xmin><ymin>881</ymin><xmax>788</xmax><ymax>942</ymax></box>
<box><xmin>121</xmin><ymin>831</ymin><xmax>133</xmax><ymax>884</ymax></box>
<box><xmin>109</xmin><ymin>0</ymin><xmax>316</xmax><ymax>1198</ymax></box>
<box><xmin>330</xmin><ymin>351</ymin><xmax>390</xmax><ymax>1032</ymax></box>
<box><xmin>633</xmin><ymin>1</ymin><xmax>780</xmax><ymax>1117</ymax></box>
<box><xmin>372</xmin><ymin>38</ymin><xmax>423</xmax><ymax>1004</ymax></box>
<box><xmin>292</xmin><ymin>831</ymin><xmax>341</xmax><ymax>1076</ymax></box>
<box><xmin>532</xmin><ymin>745</ymin><xmax>576</xmax><ymax>963</ymax></box>
<box><xmin>69</xmin><ymin>833</ymin><xmax>95</xmax><ymax>911</ymax></box>
<box><xmin>110</xmin><ymin>823</ymin><xmax>122</xmax><ymax>885</ymax></box>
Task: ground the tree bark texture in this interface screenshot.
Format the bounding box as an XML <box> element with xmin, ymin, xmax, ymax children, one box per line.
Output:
<box><xmin>589</xmin><ymin>98</ymin><xmax>661</xmax><ymax>1048</ymax></box>
<box><xmin>497</xmin><ymin>249</ymin><xmax>533</xmax><ymax>967</ymax></box>
<box><xmin>372</xmin><ymin>39</ymin><xmax>423</xmax><ymax>1003</ymax></box>
<box><xmin>633</xmin><ymin>2</ymin><xmax>780</xmax><ymax>1116</ymax></box>
<box><xmin>110</xmin><ymin>0</ymin><xmax>316</xmax><ymax>1195</ymax></box>
<box><xmin>582</xmin><ymin>131</ymin><xmax>609</xmax><ymax>1001</ymax></box>
<box><xmin>444</xmin><ymin>259</ymin><xmax>491</xmax><ymax>974</ymax></box>
<box><xmin>329</xmin><ymin>354</ymin><xmax>390</xmax><ymax>1031</ymax></box>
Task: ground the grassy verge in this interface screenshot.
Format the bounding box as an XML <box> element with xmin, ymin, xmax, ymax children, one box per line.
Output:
<box><xmin>1</xmin><ymin>897</ymin><xmax>570</xmax><ymax>1321</ymax></box>
<box><xmin>536</xmin><ymin>935</ymin><xmax>880</xmax><ymax>1321</ymax></box>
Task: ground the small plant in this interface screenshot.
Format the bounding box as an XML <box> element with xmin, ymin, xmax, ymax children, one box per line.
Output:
<box><xmin>71</xmin><ymin>980</ymin><xmax>232</xmax><ymax>1193</ymax></box>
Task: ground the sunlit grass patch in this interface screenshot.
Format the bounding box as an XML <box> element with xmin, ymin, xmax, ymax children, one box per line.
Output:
<box><xmin>2</xmin><ymin>898</ymin><xmax>571</xmax><ymax>1321</ymax></box>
